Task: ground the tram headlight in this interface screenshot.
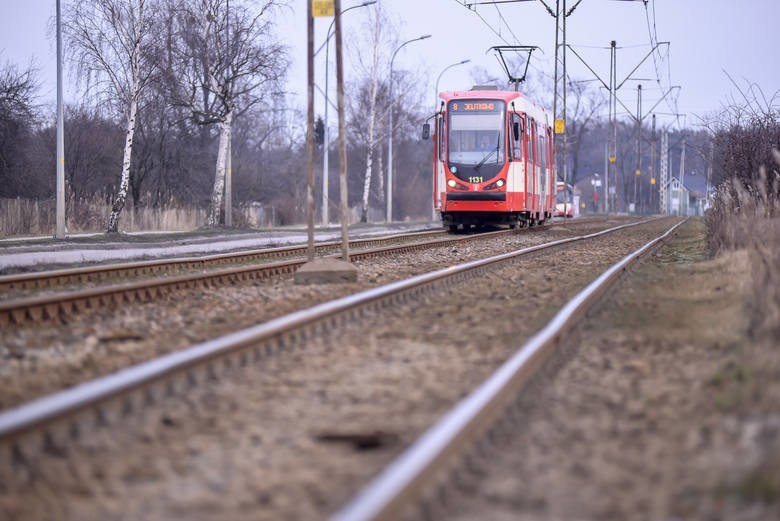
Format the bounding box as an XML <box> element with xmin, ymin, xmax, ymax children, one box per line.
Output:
<box><xmin>483</xmin><ymin>178</ymin><xmax>506</xmax><ymax>190</ymax></box>
<box><xmin>447</xmin><ymin>179</ymin><xmax>457</xmax><ymax>188</ymax></box>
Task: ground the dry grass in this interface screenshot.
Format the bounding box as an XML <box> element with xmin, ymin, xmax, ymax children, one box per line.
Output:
<box><xmin>0</xmin><ymin>196</ymin><xmax>280</xmax><ymax>237</ymax></box>
<box><xmin>705</xmin><ymin>157</ymin><xmax>780</xmax><ymax>339</ymax></box>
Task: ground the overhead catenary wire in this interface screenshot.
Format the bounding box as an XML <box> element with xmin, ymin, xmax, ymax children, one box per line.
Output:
<box><xmin>451</xmin><ymin>0</ymin><xmax>552</xmax><ymax>82</ymax></box>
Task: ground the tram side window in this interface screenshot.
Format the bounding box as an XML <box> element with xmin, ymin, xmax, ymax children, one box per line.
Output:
<box><xmin>438</xmin><ymin>116</ymin><xmax>446</xmax><ymax>162</ymax></box>
<box><xmin>511</xmin><ymin>113</ymin><xmax>523</xmax><ymax>161</ymax></box>
<box><xmin>546</xmin><ymin>127</ymin><xmax>552</xmax><ymax>169</ymax></box>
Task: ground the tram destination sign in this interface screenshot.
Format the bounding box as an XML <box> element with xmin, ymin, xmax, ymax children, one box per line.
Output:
<box><xmin>450</xmin><ymin>101</ymin><xmax>500</xmax><ymax>112</ymax></box>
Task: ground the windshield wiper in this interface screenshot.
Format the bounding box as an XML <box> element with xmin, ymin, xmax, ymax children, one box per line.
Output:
<box><xmin>475</xmin><ymin>148</ymin><xmax>496</xmax><ymax>170</ymax></box>
<box><xmin>475</xmin><ymin>136</ymin><xmax>501</xmax><ymax>170</ymax></box>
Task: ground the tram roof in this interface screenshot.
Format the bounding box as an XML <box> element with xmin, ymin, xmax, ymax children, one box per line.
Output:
<box><xmin>438</xmin><ymin>90</ymin><xmax>550</xmax><ymax>123</ymax></box>
<box><xmin>438</xmin><ymin>90</ymin><xmax>526</xmax><ymax>103</ymax></box>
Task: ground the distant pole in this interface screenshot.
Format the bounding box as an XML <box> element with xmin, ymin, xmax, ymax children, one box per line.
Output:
<box><xmin>651</xmin><ymin>113</ymin><xmax>656</xmax><ymax>214</ymax></box>
<box><xmin>660</xmin><ymin>130</ymin><xmax>668</xmax><ymax>214</ymax></box>
<box><xmin>706</xmin><ymin>139</ymin><xmax>713</xmax><ymax>208</ymax></box>
<box><xmin>55</xmin><ymin>0</ymin><xmax>65</xmax><ymax>239</ymax></box>
<box><xmin>610</xmin><ymin>40</ymin><xmax>617</xmax><ymax>213</ymax></box>
<box><xmin>562</xmin><ymin>0</ymin><xmax>568</xmax><ymax>220</ymax></box>
<box><xmin>225</xmin><ymin>0</ymin><xmax>232</xmax><ymax>227</ymax></box>
<box><xmin>322</xmin><ymin>24</ymin><xmax>332</xmax><ymax>226</ymax></box>
<box><xmin>679</xmin><ymin>137</ymin><xmax>686</xmax><ymax>216</ymax></box>
<box><xmin>634</xmin><ymin>84</ymin><xmax>642</xmax><ymax>212</ymax></box>
<box><xmin>334</xmin><ymin>0</ymin><xmax>350</xmax><ymax>261</ymax></box>
<box><xmin>604</xmin><ymin>141</ymin><xmax>609</xmax><ymax>214</ymax></box>
<box><xmin>305</xmin><ymin>0</ymin><xmax>315</xmax><ymax>260</ymax></box>
<box><xmin>387</xmin><ymin>34</ymin><xmax>431</xmax><ymax>223</ymax></box>
<box><xmin>320</xmin><ymin>1</ymin><xmax>375</xmax><ymax>226</ymax></box>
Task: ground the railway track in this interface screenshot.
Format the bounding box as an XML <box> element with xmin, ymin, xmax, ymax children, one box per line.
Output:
<box><xmin>0</xmin><ymin>217</ymin><xmax>665</xmax><ymax>473</ymax></box>
<box><xmin>333</xmin><ymin>218</ymin><xmax>688</xmax><ymax>521</ymax></box>
<box><xmin>0</xmin><ymin>229</ymin><xmax>482</xmax><ymax>326</ymax></box>
<box><xmin>0</xmin><ymin>219</ymin><xmax>606</xmax><ymax>327</ymax></box>
<box><xmin>0</xmin><ymin>229</ymin><xmax>446</xmax><ymax>293</ymax></box>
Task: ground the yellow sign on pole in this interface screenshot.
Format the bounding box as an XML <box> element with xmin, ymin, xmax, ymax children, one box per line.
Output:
<box><xmin>635</xmin><ymin>169</ymin><xmax>641</xmax><ymax>176</ymax></box>
<box><xmin>554</xmin><ymin>119</ymin><xmax>565</xmax><ymax>134</ymax></box>
<box><xmin>650</xmin><ymin>177</ymin><xmax>656</xmax><ymax>185</ymax></box>
<box><xmin>312</xmin><ymin>0</ymin><xmax>334</xmax><ymax>16</ymax></box>
<box><xmin>608</xmin><ymin>156</ymin><xmax>616</xmax><ymax>163</ymax></box>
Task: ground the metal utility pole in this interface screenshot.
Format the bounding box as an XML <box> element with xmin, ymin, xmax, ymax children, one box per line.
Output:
<box><xmin>225</xmin><ymin>0</ymin><xmax>232</xmax><ymax>227</ymax></box>
<box><xmin>319</xmin><ymin>1</ymin><xmax>375</xmax><ymax>226</ymax></box>
<box><xmin>550</xmin><ymin>0</ymin><xmax>572</xmax><ymax>220</ymax></box>
<box><xmin>660</xmin><ymin>130</ymin><xmax>668</xmax><ymax>214</ymax></box>
<box><xmin>305</xmin><ymin>0</ymin><xmax>315</xmax><ymax>260</ymax></box>
<box><xmin>568</xmin><ymin>38</ymin><xmax>672</xmax><ymax>214</ymax></box>
<box><xmin>679</xmin><ymin>136</ymin><xmax>686</xmax><ymax>216</ymax></box>
<box><xmin>55</xmin><ymin>0</ymin><xmax>65</xmax><ymax>239</ymax></box>
<box><xmin>604</xmin><ymin>141</ymin><xmax>609</xmax><ymax>213</ymax></box>
<box><xmin>610</xmin><ymin>40</ymin><xmax>617</xmax><ymax>213</ymax></box>
<box><xmin>706</xmin><ymin>139</ymin><xmax>713</xmax><ymax>209</ymax></box>
<box><xmin>334</xmin><ymin>0</ymin><xmax>350</xmax><ymax>261</ymax></box>
<box><xmin>633</xmin><ymin>84</ymin><xmax>642</xmax><ymax>213</ymax></box>
<box><xmin>650</xmin><ymin>113</ymin><xmax>656</xmax><ymax>213</ymax></box>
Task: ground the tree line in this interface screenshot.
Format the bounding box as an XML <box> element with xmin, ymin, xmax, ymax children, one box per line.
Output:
<box><xmin>5</xmin><ymin>1</ymin><xmax>755</xmax><ymax>234</ymax></box>
<box><xmin>0</xmin><ymin>0</ymin><xmax>429</xmax><ymax>233</ymax></box>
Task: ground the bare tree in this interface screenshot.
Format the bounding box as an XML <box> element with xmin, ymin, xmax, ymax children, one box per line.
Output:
<box><xmin>346</xmin><ymin>4</ymin><xmax>397</xmax><ymax>222</ymax></box>
<box><xmin>165</xmin><ymin>0</ymin><xmax>287</xmax><ymax>227</ymax></box>
<box><xmin>0</xmin><ymin>61</ymin><xmax>39</xmax><ymax>197</ymax></box>
<box><xmin>66</xmin><ymin>0</ymin><xmax>159</xmax><ymax>233</ymax></box>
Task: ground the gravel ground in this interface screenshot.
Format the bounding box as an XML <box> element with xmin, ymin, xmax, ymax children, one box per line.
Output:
<box><xmin>0</xmin><ymin>217</ymin><xmax>673</xmax><ymax>521</ymax></box>
<box><xmin>442</xmin><ymin>218</ymin><xmax>780</xmax><ymax>521</ymax></box>
<box><xmin>0</xmin><ymin>217</ymin><xmax>635</xmax><ymax>409</ymax></box>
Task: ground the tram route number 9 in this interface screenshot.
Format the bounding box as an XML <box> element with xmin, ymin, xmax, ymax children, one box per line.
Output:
<box><xmin>452</xmin><ymin>102</ymin><xmax>495</xmax><ymax>112</ymax></box>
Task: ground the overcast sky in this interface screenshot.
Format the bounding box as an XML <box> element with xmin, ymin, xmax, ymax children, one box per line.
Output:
<box><xmin>1</xmin><ymin>0</ymin><xmax>778</xmax><ymax>130</ymax></box>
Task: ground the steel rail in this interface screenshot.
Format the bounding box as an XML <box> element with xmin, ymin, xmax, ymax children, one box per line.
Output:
<box><xmin>0</xmin><ymin>229</ymin><xmax>447</xmax><ymax>292</ymax></box>
<box><xmin>0</xmin><ymin>217</ymin><xmax>658</xmax><ymax>455</ymax></box>
<box><xmin>0</xmin><ymin>229</ymin><xmax>516</xmax><ymax>326</ymax></box>
<box><xmin>331</xmin><ymin>218</ymin><xmax>687</xmax><ymax>521</ymax></box>
<box><xmin>0</xmin><ymin>216</ymin><xmax>610</xmax><ymax>293</ymax></box>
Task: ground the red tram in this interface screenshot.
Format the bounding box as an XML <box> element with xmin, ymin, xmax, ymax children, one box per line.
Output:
<box><xmin>424</xmin><ymin>87</ymin><xmax>556</xmax><ymax>232</ymax></box>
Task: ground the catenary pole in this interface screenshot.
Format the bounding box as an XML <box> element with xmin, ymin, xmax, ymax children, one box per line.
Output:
<box><xmin>334</xmin><ymin>0</ymin><xmax>351</xmax><ymax>261</ymax></box>
<box><xmin>305</xmin><ymin>0</ymin><xmax>315</xmax><ymax>260</ymax></box>
<box><xmin>321</xmin><ymin>1</ymin><xmax>375</xmax><ymax>226</ymax></box>
<box><xmin>225</xmin><ymin>0</ymin><xmax>232</xmax><ymax>227</ymax></box>
<box><xmin>55</xmin><ymin>0</ymin><xmax>65</xmax><ymax>239</ymax></box>
<box><xmin>651</xmin><ymin>113</ymin><xmax>656</xmax><ymax>213</ymax></box>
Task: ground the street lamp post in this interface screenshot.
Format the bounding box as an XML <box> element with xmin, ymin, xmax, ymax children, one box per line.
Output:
<box><xmin>386</xmin><ymin>34</ymin><xmax>431</xmax><ymax>223</ymax></box>
<box><xmin>434</xmin><ymin>59</ymin><xmax>470</xmax><ymax>108</ymax></box>
<box><xmin>320</xmin><ymin>1</ymin><xmax>376</xmax><ymax>226</ymax></box>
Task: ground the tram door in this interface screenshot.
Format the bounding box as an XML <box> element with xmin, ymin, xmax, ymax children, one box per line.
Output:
<box><xmin>538</xmin><ymin>125</ymin><xmax>548</xmax><ymax>215</ymax></box>
<box><xmin>434</xmin><ymin>113</ymin><xmax>446</xmax><ymax>212</ymax></box>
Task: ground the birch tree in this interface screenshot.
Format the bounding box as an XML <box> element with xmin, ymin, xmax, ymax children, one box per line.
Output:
<box><xmin>350</xmin><ymin>4</ymin><xmax>398</xmax><ymax>222</ymax></box>
<box><xmin>66</xmin><ymin>0</ymin><xmax>158</xmax><ymax>233</ymax></box>
<box><xmin>166</xmin><ymin>0</ymin><xmax>286</xmax><ymax>226</ymax></box>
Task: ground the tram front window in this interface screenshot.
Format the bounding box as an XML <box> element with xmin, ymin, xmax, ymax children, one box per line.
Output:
<box><xmin>447</xmin><ymin>101</ymin><xmax>505</xmax><ymax>172</ymax></box>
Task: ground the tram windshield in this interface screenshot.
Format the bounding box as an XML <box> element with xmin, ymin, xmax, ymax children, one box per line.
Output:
<box><xmin>447</xmin><ymin>100</ymin><xmax>505</xmax><ymax>168</ymax></box>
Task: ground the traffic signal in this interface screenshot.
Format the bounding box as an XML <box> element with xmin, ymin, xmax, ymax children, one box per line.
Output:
<box><xmin>314</xmin><ymin>117</ymin><xmax>325</xmax><ymax>145</ymax></box>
